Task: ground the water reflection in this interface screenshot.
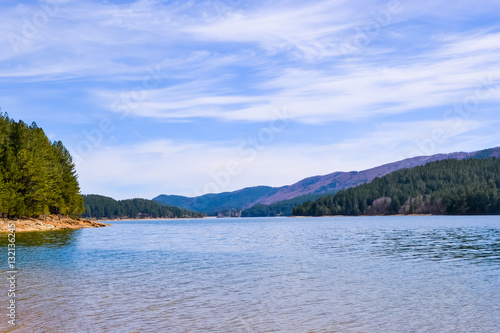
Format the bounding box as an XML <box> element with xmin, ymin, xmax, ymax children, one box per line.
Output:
<box><xmin>2</xmin><ymin>217</ymin><xmax>499</xmax><ymax>332</ymax></box>
<box><xmin>0</xmin><ymin>229</ymin><xmax>78</xmax><ymax>248</ymax></box>
<box><xmin>0</xmin><ymin>230</ymin><xmax>81</xmax><ymax>275</ymax></box>
<box><xmin>311</xmin><ymin>225</ymin><xmax>500</xmax><ymax>264</ymax></box>
<box><xmin>377</xmin><ymin>228</ymin><xmax>500</xmax><ymax>263</ymax></box>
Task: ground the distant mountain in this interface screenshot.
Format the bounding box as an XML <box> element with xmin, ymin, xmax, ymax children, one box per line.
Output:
<box><xmin>255</xmin><ymin>147</ymin><xmax>500</xmax><ymax>205</ymax></box>
<box><xmin>293</xmin><ymin>157</ymin><xmax>500</xmax><ymax>216</ymax></box>
<box><xmin>154</xmin><ymin>186</ymin><xmax>281</xmax><ymax>214</ymax></box>
<box><xmin>154</xmin><ymin>146</ymin><xmax>500</xmax><ymax>213</ymax></box>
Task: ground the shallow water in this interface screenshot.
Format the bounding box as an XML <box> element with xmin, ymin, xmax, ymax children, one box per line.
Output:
<box><xmin>2</xmin><ymin>216</ymin><xmax>500</xmax><ymax>332</ymax></box>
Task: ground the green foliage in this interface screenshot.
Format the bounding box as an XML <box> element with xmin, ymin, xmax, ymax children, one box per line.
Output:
<box><xmin>82</xmin><ymin>194</ymin><xmax>204</xmax><ymax>219</ymax></box>
<box><xmin>0</xmin><ymin>113</ymin><xmax>84</xmax><ymax>218</ymax></box>
<box><xmin>241</xmin><ymin>191</ymin><xmax>339</xmax><ymax>217</ymax></box>
<box><xmin>293</xmin><ymin>158</ymin><xmax>500</xmax><ymax>216</ymax></box>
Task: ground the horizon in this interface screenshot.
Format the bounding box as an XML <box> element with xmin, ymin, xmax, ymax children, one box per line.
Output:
<box><xmin>1</xmin><ymin>0</ymin><xmax>500</xmax><ymax>200</ymax></box>
<box><xmin>90</xmin><ymin>145</ymin><xmax>500</xmax><ymax>201</ymax></box>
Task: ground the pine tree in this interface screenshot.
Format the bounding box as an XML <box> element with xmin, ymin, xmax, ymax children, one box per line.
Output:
<box><xmin>0</xmin><ymin>113</ymin><xmax>85</xmax><ymax>218</ymax></box>
<box><xmin>293</xmin><ymin>158</ymin><xmax>500</xmax><ymax>217</ymax></box>
<box><xmin>52</xmin><ymin>141</ymin><xmax>84</xmax><ymax>217</ymax></box>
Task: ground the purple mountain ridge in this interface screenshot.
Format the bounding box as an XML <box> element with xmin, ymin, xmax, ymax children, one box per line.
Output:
<box><xmin>255</xmin><ymin>147</ymin><xmax>500</xmax><ymax>205</ymax></box>
<box><xmin>154</xmin><ymin>146</ymin><xmax>500</xmax><ymax>212</ymax></box>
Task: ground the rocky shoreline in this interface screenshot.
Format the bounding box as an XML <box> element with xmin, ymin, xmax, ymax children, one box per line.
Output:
<box><xmin>0</xmin><ymin>215</ymin><xmax>110</xmax><ymax>232</ymax></box>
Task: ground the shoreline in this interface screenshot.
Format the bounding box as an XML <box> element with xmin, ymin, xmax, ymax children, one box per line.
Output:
<box><xmin>97</xmin><ymin>216</ymin><xmax>216</xmax><ymax>222</ymax></box>
<box><xmin>0</xmin><ymin>215</ymin><xmax>110</xmax><ymax>233</ymax></box>
<box><xmin>288</xmin><ymin>213</ymin><xmax>435</xmax><ymax>217</ymax></box>
<box><xmin>3</xmin><ymin>213</ymin><xmax>487</xmax><ymax>232</ymax></box>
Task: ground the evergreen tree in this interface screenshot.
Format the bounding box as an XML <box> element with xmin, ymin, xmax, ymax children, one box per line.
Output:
<box><xmin>81</xmin><ymin>195</ymin><xmax>204</xmax><ymax>219</ymax></box>
<box><xmin>0</xmin><ymin>113</ymin><xmax>85</xmax><ymax>218</ymax></box>
<box><xmin>293</xmin><ymin>158</ymin><xmax>500</xmax><ymax>217</ymax></box>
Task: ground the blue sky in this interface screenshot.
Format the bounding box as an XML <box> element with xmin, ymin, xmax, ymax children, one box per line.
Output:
<box><xmin>1</xmin><ymin>0</ymin><xmax>500</xmax><ymax>200</ymax></box>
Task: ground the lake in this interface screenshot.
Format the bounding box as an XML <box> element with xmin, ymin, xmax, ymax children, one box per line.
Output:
<box><xmin>2</xmin><ymin>216</ymin><xmax>500</xmax><ymax>332</ymax></box>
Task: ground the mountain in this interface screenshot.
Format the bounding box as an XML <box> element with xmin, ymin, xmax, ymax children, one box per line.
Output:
<box><xmin>154</xmin><ymin>186</ymin><xmax>281</xmax><ymax>214</ymax></box>
<box><xmin>293</xmin><ymin>157</ymin><xmax>500</xmax><ymax>216</ymax></box>
<box><xmin>255</xmin><ymin>148</ymin><xmax>500</xmax><ymax>205</ymax></box>
<box><xmin>154</xmin><ymin>146</ymin><xmax>500</xmax><ymax>213</ymax></box>
<box><xmin>241</xmin><ymin>191</ymin><xmax>338</xmax><ymax>217</ymax></box>
<box><xmin>82</xmin><ymin>194</ymin><xmax>204</xmax><ymax>220</ymax></box>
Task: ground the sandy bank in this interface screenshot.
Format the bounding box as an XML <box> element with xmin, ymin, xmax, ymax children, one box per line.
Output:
<box><xmin>0</xmin><ymin>215</ymin><xmax>110</xmax><ymax>233</ymax></box>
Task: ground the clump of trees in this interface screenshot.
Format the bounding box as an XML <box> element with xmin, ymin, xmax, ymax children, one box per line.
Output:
<box><xmin>82</xmin><ymin>195</ymin><xmax>204</xmax><ymax>219</ymax></box>
<box><xmin>0</xmin><ymin>113</ymin><xmax>84</xmax><ymax>218</ymax></box>
<box><xmin>293</xmin><ymin>158</ymin><xmax>500</xmax><ymax>216</ymax></box>
<box><xmin>241</xmin><ymin>191</ymin><xmax>339</xmax><ymax>217</ymax></box>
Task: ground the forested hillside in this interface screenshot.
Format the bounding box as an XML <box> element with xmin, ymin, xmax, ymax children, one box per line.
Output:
<box><xmin>154</xmin><ymin>186</ymin><xmax>281</xmax><ymax>214</ymax></box>
<box><xmin>82</xmin><ymin>195</ymin><xmax>204</xmax><ymax>219</ymax></box>
<box><xmin>0</xmin><ymin>113</ymin><xmax>84</xmax><ymax>218</ymax></box>
<box><xmin>154</xmin><ymin>147</ymin><xmax>500</xmax><ymax>214</ymax></box>
<box><xmin>241</xmin><ymin>191</ymin><xmax>338</xmax><ymax>217</ymax></box>
<box><xmin>293</xmin><ymin>158</ymin><xmax>500</xmax><ymax>216</ymax></box>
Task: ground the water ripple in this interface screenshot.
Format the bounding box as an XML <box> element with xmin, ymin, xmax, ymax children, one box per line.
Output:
<box><xmin>2</xmin><ymin>216</ymin><xmax>499</xmax><ymax>332</ymax></box>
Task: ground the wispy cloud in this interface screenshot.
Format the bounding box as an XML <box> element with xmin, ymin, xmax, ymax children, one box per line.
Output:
<box><xmin>1</xmin><ymin>0</ymin><xmax>499</xmax><ymax>198</ymax></box>
<box><xmin>92</xmin><ymin>29</ymin><xmax>500</xmax><ymax>124</ymax></box>
<box><xmin>183</xmin><ymin>0</ymin><xmax>362</xmax><ymax>56</ymax></box>
<box><xmin>75</xmin><ymin>116</ymin><xmax>493</xmax><ymax>199</ymax></box>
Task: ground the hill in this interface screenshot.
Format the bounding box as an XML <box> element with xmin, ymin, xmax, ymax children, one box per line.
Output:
<box><xmin>293</xmin><ymin>158</ymin><xmax>500</xmax><ymax>216</ymax></box>
<box><xmin>82</xmin><ymin>194</ymin><xmax>204</xmax><ymax>220</ymax></box>
<box><xmin>254</xmin><ymin>148</ymin><xmax>500</xmax><ymax>205</ymax></box>
<box><xmin>154</xmin><ymin>186</ymin><xmax>281</xmax><ymax>214</ymax></box>
<box><xmin>241</xmin><ymin>191</ymin><xmax>338</xmax><ymax>217</ymax></box>
<box><xmin>154</xmin><ymin>147</ymin><xmax>500</xmax><ymax>213</ymax></box>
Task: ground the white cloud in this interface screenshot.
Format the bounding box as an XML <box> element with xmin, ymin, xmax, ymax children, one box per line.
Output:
<box><xmin>92</xmin><ymin>31</ymin><xmax>500</xmax><ymax>124</ymax></box>
<box><xmin>183</xmin><ymin>0</ymin><xmax>360</xmax><ymax>57</ymax></box>
<box><xmin>2</xmin><ymin>0</ymin><xmax>500</xmax><ymax>199</ymax></box>
<box><xmin>75</xmin><ymin>117</ymin><xmax>490</xmax><ymax>199</ymax></box>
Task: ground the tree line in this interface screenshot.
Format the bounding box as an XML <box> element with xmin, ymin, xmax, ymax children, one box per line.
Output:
<box><xmin>0</xmin><ymin>113</ymin><xmax>84</xmax><ymax>218</ymax></box>
<box><xmin>241</xmin><ymin>191</ymin><xmax>339</xmax><ymax>217</ymax></box>
<box><xmin>82</xmin><ymin>194</ymin><xmax>205</xmax><ymax>219</ymax></box>
<box><xmin>293</xmin><ymin>158</ymin><xmax>500</xmax><ymax>216</ymax></box>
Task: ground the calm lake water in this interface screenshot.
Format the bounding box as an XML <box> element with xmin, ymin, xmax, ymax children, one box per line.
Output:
<box><xmin>2</xmin><ymin>216</ymin><xmax>500</xmax><ymax>332</ymax></box>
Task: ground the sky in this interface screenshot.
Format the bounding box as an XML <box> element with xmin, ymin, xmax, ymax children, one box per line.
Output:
<box><xmin>1</xmin><ymin>0</ymin><xmax>500</xmax><ymax>200</ymax></box>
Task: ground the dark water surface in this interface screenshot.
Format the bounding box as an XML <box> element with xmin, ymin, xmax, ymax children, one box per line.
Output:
<box><xmin>2</xmin><ymin>216</ymin><xmax>499</xmax><ymax>332</ymax></box>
